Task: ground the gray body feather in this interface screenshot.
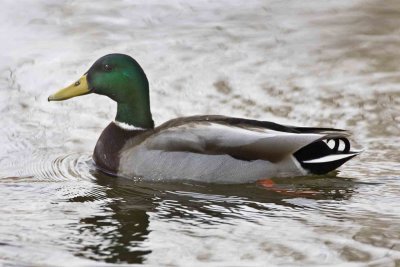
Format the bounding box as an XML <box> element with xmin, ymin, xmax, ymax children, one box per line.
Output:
<box><xmin>118</xmin><ymin>122</ymin><xmax>327</xmax><ymax>183</ymax></box>
<box><xmin>91</xmin><ymin>115</ymin><xmax>358</xmax><ymax>183</ymax></box>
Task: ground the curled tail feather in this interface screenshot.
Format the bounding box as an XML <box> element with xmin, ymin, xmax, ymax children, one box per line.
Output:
<box><xmin>293</xmin><ymin>137</ymin><xmax>360</xmax><ymax>174</ymax></box>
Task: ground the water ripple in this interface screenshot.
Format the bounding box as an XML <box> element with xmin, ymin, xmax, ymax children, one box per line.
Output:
<box><xmin>0</xmin><ymin>153</ymin><xmax>95</xmax><ymax>182</ymax></box>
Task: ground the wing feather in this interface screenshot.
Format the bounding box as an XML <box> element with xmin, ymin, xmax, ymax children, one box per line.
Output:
<box><xmin>142</xmin><ymin>122</ymin><xmax>325</xmax><ymax>162</ymax></box>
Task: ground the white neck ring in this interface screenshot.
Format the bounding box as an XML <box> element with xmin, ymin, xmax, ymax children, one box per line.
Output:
<box><xmin>114</xmin><ymin>121</ymin><xmax>146</xmax><ymax>131</ymax></box>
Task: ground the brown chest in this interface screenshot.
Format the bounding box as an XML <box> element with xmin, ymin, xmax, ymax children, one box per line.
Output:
<box><xmin>93</xmin><ymin>122</ymin><xmax>145</xmax><ymax>175</ymax></box>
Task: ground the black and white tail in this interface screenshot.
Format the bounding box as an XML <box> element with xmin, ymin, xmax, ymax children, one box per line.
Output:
<box><xmin>293</xmin><ymin>136</ymin><xmax>360</xmax><ymax>174</ymax></box>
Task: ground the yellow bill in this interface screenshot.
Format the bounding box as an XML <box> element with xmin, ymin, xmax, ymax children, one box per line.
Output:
<box><xmin>48</xmin><ymin>74</ymin><xmax>90</xmax><ymax>101</ymax></box>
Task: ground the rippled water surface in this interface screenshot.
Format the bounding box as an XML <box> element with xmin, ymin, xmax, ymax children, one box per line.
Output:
<box><xmin>1</xmin><ymin>0</ymin><xmax>399</xmax><ymax>266</ymax></box>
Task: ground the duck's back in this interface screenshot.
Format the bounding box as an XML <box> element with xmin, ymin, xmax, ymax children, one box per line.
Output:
<box><xmin>112</xmin><ymin>115</ymin><xmax>358</xmax><ymax>183</ymax></box>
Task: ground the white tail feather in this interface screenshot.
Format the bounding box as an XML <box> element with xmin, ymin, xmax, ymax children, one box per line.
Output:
<box><xmin>302</xmin><ymin>152</ymin><xmax>359</xmax><ymax>164</ymax></box>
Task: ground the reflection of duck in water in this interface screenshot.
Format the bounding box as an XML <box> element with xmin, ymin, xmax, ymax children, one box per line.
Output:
<box><xmin>71</xmin><ymin>171</ymin><xmax>151</xmax><ymax>263</ymax></box>
<box><xmin>49</xmin><ymin>54</ymin><xmax>360</xmax><ymax>183</ymax></box>
<box><xmin>72</xmin><ymin>171</ymin><xmax>357</xmax><ymax>263</ymax></box>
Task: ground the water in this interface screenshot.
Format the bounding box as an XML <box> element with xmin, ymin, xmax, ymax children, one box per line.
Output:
<box><xmin>0</xmin><ymin>0</ymin><xmax>399</xmax><ymax>266</ymax></box>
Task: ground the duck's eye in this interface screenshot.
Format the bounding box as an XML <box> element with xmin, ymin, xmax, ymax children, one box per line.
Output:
<box><xmin>104</xmin><ymin>64</ymin><xmax>112</xmax><ymax>72</ymax></box>
<box><xmin>74</xmin><ymin>81</ymin><xmax>80</xmax><ymax>86</ymax></box>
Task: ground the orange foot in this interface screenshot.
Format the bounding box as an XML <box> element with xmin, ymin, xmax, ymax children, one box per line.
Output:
<box><xmin>257</xmin><ymin>178</ymin><xmax>320</xmax><ymax>197</ymax></box>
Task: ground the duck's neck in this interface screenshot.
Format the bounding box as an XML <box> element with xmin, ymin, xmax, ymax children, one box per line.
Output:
<box><xmin>116</xmin><ymin>102</ymin><xmax>154</xmax><ymax>129</ymax></box>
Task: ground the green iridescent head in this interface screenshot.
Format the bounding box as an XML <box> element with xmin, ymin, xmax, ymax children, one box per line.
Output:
<box><xmin>49</xmin><ymin>54</ymin><xmax>154</xmax><ymax>128</ymax></box>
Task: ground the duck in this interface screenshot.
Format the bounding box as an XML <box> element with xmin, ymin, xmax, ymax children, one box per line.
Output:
<box><xmin>48</xmin><ymin>53</ymin><xmax>360</xmax><ymax>183</ymax></box>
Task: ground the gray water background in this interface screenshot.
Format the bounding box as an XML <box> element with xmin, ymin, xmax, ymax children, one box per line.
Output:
<box><xmin>0</xmin><ymin>0</ymin><xmax>399</xmax><ymax>266</ymax></box>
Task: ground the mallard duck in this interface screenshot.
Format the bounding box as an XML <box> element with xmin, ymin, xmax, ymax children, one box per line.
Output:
<box><xmin>48</xmin><ymin>54</ymin><xmax>359</xmax><ymax>183</ymax></box>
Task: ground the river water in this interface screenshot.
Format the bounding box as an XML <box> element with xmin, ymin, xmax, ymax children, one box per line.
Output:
<box><xmin>0</xmin><ymin>0</ymin><xmax>399</xmax><ymax>266</ymax></box>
